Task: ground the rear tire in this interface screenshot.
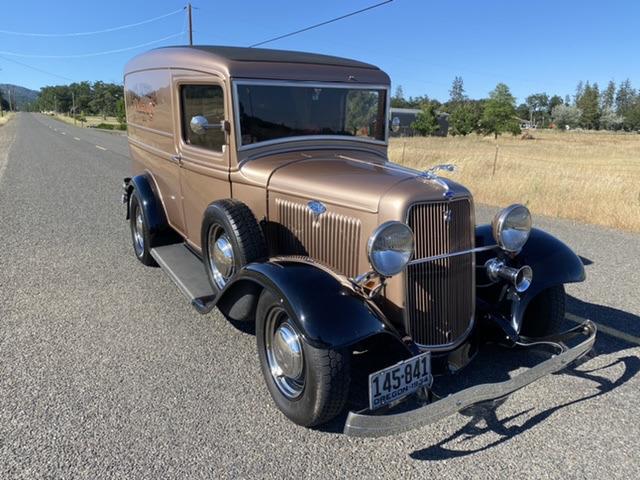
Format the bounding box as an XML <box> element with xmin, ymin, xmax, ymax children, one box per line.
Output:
<box><xmin>129</xmin><ymin>192</ymin><xmax>156</xmax><ymax>266</ymax></box>
<box><xmin>521</xmin><ymin>285</ymin><xmax>566</xmax><ymax>336</ymax></box>
<box><xmin>256</xmin><ymin>289</ymin><xmax>350</xmax><ymax>427</ymax></box>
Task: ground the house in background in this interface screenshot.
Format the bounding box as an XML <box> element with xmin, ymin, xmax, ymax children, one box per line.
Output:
<box><xmin>389</xmin><ymin>107</ymin><xmax>449</xmax><ymax>137</ymax></box>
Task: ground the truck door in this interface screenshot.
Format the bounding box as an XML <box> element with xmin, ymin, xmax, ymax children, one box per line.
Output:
<box><xmin>172</xmin><ymin>72</ymin><xmax>231</xmax><ymax>251</ymax></box>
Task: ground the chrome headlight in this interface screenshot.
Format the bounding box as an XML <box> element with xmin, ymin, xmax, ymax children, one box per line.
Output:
<box><xmin>492</xmin><ymin>204</ymin><xmax>532</xmax><ymax>253</ymax></box>
<box><xmin>367</xmin><ymin>221</ymin><xmax>414</xmax><ymax>277</ymax></box>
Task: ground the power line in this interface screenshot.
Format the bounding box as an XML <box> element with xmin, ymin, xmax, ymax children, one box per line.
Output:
<box><xmin>0</xmin><ymin>8</ymin><xmax>183</xmax><ymax>37</ymax></box>
<box><xmin>249</xmin><ymin>0</ymin><xmax>393</xmax><ymax>48</ymax></box>
<box><xmin>0</xmin><ymin>31</ymin><xmax>185</xmax><ymax>58</ymax></box>
<box><xmin>0</xmin><ymin>54</ymin><xmax>75</xmax><ymax>81</ymax></box>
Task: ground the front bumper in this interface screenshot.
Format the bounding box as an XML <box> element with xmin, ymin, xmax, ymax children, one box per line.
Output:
<box><xmin>344</xmin><ymin>320</ymin><xmax>596</xmax><ymax>437</ymax></box>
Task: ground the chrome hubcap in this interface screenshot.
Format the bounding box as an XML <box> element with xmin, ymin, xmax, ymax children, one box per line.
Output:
<box><xmin>265</xmin><ymin>307</ymin><xmax>305</xmax><ymax>399</ymax></box>
<box><xmin>208</xmin><ymin>225</ymin><xmax>235</xmax><ymax>289</ymax></box>
<box><xmin>133</xmin><ymin>205</ymin><xmax>144</xmax><ymax>255</ymax></box>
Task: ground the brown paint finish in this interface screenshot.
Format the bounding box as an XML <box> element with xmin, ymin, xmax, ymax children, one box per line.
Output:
<box><xmin>124</xmin><ymin>46</ymin><xmax>475</xmax><ymax>333</ymax></box>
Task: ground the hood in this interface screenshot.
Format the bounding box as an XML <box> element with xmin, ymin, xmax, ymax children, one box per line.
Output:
<box><xmin>255</xmin><ymin>150</ymin><xmax>470</xmax><ymax>214</ymax></box>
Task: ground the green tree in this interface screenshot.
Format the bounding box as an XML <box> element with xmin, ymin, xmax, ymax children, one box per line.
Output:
<box><xmin>548</xmin><ymin>95</ymin><xmax>564</xmax><ymax>115</ymax></box>
<box><xmin>116</xmin><ymin>98</ymin><xmax>126</xmax><ymax>125</ymax></box>
<box><xmin>602</xmin><ymin>80</ymin><xmax>616</xmax><ymax>110</ymax></box>
<box><xmin>515</xmin><ymin>103</ymin><xmax>529</xmax><ymax>120</ymax></box>
<box><xmin>574</xmin><ymin>81</ymin><xmax>584</xmax><ymax>105</ymax></box>
<box><xmin>411</xmin><ymin>102</ymin><xmax>440</xmax><ymax>136</ymax></box>
<box><xmin>449</xmin><ymin>100</ymin><xmax>482</xmax><ymax>136</ymax></box>
<box><xmin>391</xmin><ymin>85</ymin><xmax>409</xmax><ymax>108</ymax></box>
<box><xmin>448</xmin><ymin>76</ymin><xmax>466</xmax><ymax>103</ymax></box>
<box><xmin>615</xmin><ymin>79</ymin><xmax>636</xmax><ymax>117</ymax></box>
<box><xmin>552</xmin><ymin>104</ymin><xmax>582</xmax><ymax>129</ymax></box>
<box><xmin>576</xmin><ymin>82</ymin><xmax>600</xmax><ymax>129</ymax></box>
<box><xmin>622</xmin><ymin>99</ymin><xmax>640</xmax><ymax>131</ymax></box>
<box><xmin>479</xmin><ymin>83</ymin><xmax>520</xmax><ymax>139</ymax></box>
<box><xmin>525</xmin><ymin>92</ymin><xmax>549</xmax><ymax>127</ymax></box>
<box><xmin>600</xmin><ymin>108</ymin><xmax>624</xmax><ymax>130</ymax></box>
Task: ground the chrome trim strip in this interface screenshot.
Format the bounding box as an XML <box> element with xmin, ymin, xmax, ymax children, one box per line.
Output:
<box><xmin>408</xmin><ymin>244</ymin><xmax>498</xmax><ymax>266</ymax></box>
<box><xmin>231</xmin><ymin>79</ymin><xmax>390</xmax><ymax>152</ymax></box>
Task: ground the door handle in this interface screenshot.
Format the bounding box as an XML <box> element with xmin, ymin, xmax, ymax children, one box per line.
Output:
<box><xmin>170</xmin><ymin>154</ymin><xmax>182</xmax><ymax>165</ymax></box>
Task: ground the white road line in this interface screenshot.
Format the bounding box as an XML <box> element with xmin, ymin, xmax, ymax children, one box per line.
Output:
<box><xmin>95</xmin><ymin>145</ymin><xmax>107</xmax><ymax>151</ymax></box>
<box><xmin>61</xmin><ymin>132</ymin><xmax>66</xmax><ymax>135</ymax></box>
<box><xmin>73</xmin><ymin>137</ymin><xmax>80</xmax><ymax>141</ymax></box>
<box><xmin>566</xmin><ymin>312</ymin><xmax>640</xmax><ymax>346</ymax></box>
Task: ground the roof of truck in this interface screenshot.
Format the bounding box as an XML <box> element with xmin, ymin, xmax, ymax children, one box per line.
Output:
<box><xmin>124</xmin><ymin>45</ymin><xmax>389</xmax><ymax>84</ymax></box>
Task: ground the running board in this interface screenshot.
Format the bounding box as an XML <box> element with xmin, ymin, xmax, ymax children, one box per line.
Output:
<box><xmin>150</xmin><ymin>244</ymin><xmax>217</xmax><ymax>314</ymax></box>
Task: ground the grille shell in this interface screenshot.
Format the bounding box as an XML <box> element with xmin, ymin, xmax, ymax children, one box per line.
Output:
<box><xmin>405</xmin><ymin>199</ymin><xmax>475</xmax><ymax>348</ymax></box>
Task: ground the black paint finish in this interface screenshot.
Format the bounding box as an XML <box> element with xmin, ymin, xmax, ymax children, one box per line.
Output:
<box><xmin>475</xmin><ymin>225</ymin><xmax>585</xmax><ymax>326</ymax></box>
<box><xmin>217</xmin><ymin>259</ymin><xmax>406</xmax><ymax>351</ymax></box>
<box><xmin>126</xmin><ymin>174</ymin><xmax>168</xmax><ymax>234</ymax></box>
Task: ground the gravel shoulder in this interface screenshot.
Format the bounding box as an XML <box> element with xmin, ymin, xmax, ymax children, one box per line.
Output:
<box><xmin>1</xmin><ymin>113</ymin><xmax>638</xmax><ymax>479</ymax></box>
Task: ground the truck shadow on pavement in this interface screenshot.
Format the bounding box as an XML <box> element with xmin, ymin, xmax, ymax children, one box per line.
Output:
<box><xmin>409</xmin><ymin>295</ymin><xmax>640</xmax><ymax>461</ymax></box>
<box><xmin>409</xmin><ymin>353</ymin><xmax>639</xmax><ymax>461</ymax></box>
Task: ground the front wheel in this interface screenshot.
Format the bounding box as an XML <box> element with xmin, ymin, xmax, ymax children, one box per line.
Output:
<box><xmin>256</xmin><ymin>289</ymin><xmax>350</xmax><ymax>427</ymax></box>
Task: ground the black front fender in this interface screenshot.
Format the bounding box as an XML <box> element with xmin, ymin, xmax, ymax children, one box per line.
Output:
<box><xmin>476</xmin><ymin>225</ymin><xmax>585</xmax><ymax>323</ymax></box>
<box><xmin>217</xmin><ymin>259</ymin><xmax>405</xmax><ymax>351</ymax></box>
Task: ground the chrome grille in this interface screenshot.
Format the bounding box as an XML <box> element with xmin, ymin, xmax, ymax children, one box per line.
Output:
<box><xmin>273</xmin><ymin>198</ymin><xmax>361</xmax><ymax>277</ymax></box>
<box><xmin>405</xmin><ymin>199</ymin><xmax>474</xmax><ymax>347</ymax></box>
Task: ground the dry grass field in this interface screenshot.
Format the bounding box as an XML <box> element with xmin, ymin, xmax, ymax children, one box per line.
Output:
<box><xmin>389</xmin><ymin>129</ymin><xmax>640</xmax><ymax>232</ymax></box>
<box><xmin>0</xmin><ymin>112</ymin><xmax>15</xmax><ymax>126</ymax></box>
<box><xmin>52</xmin><ymin>113</ymin><xmax>121</xmax><ymax>128</ymax></box>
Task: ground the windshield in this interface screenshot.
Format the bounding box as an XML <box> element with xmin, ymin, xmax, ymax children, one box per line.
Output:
<box><xmin>235</xmin><ymin>83</ymin><xmax>387</xmax><ymax>147</ymax></box>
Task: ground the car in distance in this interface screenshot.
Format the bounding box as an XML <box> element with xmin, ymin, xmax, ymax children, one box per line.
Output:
<box><xmin>122</xmin><ymin>46</ymin><xmax>596</xmax><ymax>437</ymax></box>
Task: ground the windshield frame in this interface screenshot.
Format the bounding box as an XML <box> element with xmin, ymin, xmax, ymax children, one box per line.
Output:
<box><xmin>231</xmin><ymin>79</ymin><xmax>390</xmax><ymax>152</ymax></box>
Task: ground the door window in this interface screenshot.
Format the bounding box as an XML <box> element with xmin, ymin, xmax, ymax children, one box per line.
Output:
<box><xmin>180</xmin><ymin>84</ymin><xmax>225</xmax><ymax>151</ymax></box>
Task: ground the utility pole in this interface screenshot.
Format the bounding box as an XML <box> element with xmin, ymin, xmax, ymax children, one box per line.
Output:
<box><xmin>188</xmin><ymin>3</ymin><xmax>193</xmax><ymax>46</ymax></box>
<box><xmin>72</xmin><ymin>91</ymin><xmax>76</xmax><ymax>125</ymax></box>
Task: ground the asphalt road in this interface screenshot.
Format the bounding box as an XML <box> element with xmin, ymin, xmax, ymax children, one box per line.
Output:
<box><xmin>1</xmin><ymin>113</ymin><xmax>639</xmax><ymax>479</ymax></box>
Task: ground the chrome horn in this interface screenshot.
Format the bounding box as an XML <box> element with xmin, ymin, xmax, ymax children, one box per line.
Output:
<box><xmin>485</xmin><ymin>258</ymin><xmax>533</xmax><ymax>293</ymax></box>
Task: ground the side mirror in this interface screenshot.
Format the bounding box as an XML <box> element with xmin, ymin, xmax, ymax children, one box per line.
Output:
<box><xmin>391</xmin><ymin>116</ymin><xmax>401</xmax><ymax>133</ymax></box>
<box><xmin>190</xmin><ymin>115</ymin><xmax>210</xmax><ymax>135</ymax></box>
<box><xmin>190</xmin><ymin>115</ymin><xmax>228</xmax><ymax>135</ymax></box>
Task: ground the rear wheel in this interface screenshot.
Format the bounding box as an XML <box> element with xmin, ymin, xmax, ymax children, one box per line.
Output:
<box><xmin>256</xmin><ymin>289</ymin><xmax>350</xmax><ymax>427</ymax></box>
<box><xmin>521</xmin><ymin>285</ymin><xmax>566</xmax><ymax>337</ymax></box>
<box><xmin>129</xmin><ymin>192</ymin><xmax>156</xmax><ymax>266</ymax></box>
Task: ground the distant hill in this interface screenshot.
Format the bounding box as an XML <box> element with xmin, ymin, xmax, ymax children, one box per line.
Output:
<box><xmin>0</xmin><ymin>84</ymin><xmax>39</xmax><ymax>110</ymax></box>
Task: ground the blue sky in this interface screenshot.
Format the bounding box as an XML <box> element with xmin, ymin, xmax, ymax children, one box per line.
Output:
<box><xmin>1</xmin><ymin>0</ymin><xmax>638</xmax><ymax>103</ymax></box>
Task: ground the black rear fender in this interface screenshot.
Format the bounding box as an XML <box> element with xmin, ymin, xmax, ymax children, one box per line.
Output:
<box><xmin>124</xmin><ymin>174</ymin><xmax>167</xmax><ymax>234</ymax></box>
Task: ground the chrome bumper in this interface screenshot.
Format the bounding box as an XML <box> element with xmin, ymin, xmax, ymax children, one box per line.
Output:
<box><xmin>344</xmin><ymin>320</ymin><xmax>597</xmax><ymax>438</ymax></box>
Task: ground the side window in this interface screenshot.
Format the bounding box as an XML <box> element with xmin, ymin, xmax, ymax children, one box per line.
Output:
<box><xmin>181</xmin><ymin>84</ymin><xmax>225</xmax><ymax>152</ymax></box>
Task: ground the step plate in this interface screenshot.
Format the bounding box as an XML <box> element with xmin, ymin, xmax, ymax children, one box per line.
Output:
<box><xmin>151</xmin><ymin>244</ymin><xmax>215</xmax><ymax>301</ymax></box>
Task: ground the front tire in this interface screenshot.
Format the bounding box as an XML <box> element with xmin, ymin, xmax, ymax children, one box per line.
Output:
<box><xmin>256</xmin><ymin>289</ymin><xmax>350</xmax><ymax>427</ymax></box>
<box><xmin>521</xmin><ymin>285</ymin><xmax>566</xmax><ymax>336</ymax></box>
<box><xmin>201</xmin><ymin>200</ymin><xmax>266</xmax><ymax>293</ymax></box>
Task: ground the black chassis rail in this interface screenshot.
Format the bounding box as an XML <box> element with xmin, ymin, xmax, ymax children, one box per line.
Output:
<box><xmin>343</xmin><ymin>320</ymin><xmax>597</xmax><ymax>438</ymax></box>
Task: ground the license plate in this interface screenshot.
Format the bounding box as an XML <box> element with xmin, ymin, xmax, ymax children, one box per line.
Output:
<box><xmin>368</xmin><ymin>351</ymin><xmax>432</xmax><ymax>411</ymax></box>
